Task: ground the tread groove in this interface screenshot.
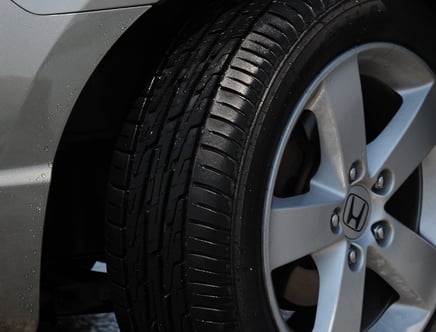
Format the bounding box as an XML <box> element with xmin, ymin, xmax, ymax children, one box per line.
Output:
<box><xmin>105</xmin><ymin>0</ymin><xmax>341</xmax><ymax>330</ymax></box>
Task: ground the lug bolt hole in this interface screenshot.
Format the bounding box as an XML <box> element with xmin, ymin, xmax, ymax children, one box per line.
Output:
<box><xmin>372</xmin><ymin>221</ymin><xmax>391</xmax><ymax>247</ymax></box>
<box><xmin>347</xmin><ymin>245</ymin><xmax>362</xmax><ymax>271</ymax></box>
<box><xmin>348</xmin><ymin>249</ymin><xmax>357</xmax><ymax>264</ymax></box>
<box><xmin>330</xmin><ymin>209</ymin><xmax>341</xmax><ymax>234</ymax></box>
<box><xmin>349</xmin><ymin>161</ymin><xmax>364</xmax><ymax>184</ymax></box>
<box><xmin>372</xmin><ymin>170</ymin><xmax>392</xmax><ymax>195</ymax></box>
<box><xmin>349</xmin><ymin>167</ymin><xmax>357</xmax><ymax>182</ymax></box>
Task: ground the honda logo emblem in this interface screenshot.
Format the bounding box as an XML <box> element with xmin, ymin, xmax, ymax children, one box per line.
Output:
<box><xmin>343</xmin><ymin>194</ymin><xmax>369</xmax><ymax>232</ymax></box>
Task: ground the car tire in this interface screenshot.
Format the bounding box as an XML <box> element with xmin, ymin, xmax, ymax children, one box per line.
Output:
<box><xmin>105</xmin><ymin>0</ymin><xmax>436</xmax><ymax>331</ymax></box>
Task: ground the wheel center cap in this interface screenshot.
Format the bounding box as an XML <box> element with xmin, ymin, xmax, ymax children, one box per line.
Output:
<box><xmin>342</xmin><ymin>186</ymin><xmax>371</xmax><ymax>239</ymax></box>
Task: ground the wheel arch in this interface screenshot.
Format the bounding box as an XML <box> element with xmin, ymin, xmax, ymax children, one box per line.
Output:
<box><xmin>40</xmin><ymin>0</ymin><xmax>231</xmax><ymax>317</ymax></box>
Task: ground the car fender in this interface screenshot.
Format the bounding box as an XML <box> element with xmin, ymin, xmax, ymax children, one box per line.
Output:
<box><xmin>0</xmin><ymin>2</ymin><xmax>150</xmax><ymax>330</ymax></box>
<box><xmin>11</xmin><ymin>0</ymin><xmax>159</xmax><ymax>15</ymax></box>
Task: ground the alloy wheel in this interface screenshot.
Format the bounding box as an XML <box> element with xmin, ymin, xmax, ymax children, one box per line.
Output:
<box><xmin>263</xmin><ymin>43</ymin><xmax>436</xmax><ymax>331</ymax></box>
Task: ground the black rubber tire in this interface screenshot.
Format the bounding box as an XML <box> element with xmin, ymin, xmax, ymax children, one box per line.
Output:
<box><xmin>105</xmin><ymin>0</ymin><xmax>436</xmax><ymax>331</ymax></box>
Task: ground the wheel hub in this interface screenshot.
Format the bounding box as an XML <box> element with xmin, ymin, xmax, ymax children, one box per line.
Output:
<box><xmin>342</xmin><ymin>186</ymin><xmax>371</xmax><ymax>238</ymax></box>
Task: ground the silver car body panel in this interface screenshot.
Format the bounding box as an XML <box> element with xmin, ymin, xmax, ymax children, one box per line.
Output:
<box><xmin>0</xmin><ymin>2</ymin><xmax>150</xmax><ymax>331</ymax></box>
<box><xmin>11</xmin><ymin>0</ymin><xmax>158</xmax><ymax>15</ymax></box>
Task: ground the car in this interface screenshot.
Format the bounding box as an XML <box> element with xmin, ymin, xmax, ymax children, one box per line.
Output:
<box><xmin>2</xmin><ymin>0</ymin><xmax>436</xmax><ymax>331</ymax></box>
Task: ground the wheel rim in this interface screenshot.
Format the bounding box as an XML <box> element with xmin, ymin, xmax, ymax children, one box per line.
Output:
<box><xmin>263</xmin><ymin>43</ymin><xmax>436</xmax><ymax>331</ymax></box>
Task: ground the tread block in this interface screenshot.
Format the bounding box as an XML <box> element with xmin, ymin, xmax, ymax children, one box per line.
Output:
<box><xmin>105</xmin><ymin>0</ymin><xmax>339</xmax><ymax>330</ymax></box>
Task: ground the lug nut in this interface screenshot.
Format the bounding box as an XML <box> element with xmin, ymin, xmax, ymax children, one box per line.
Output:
<box><xmin>331</xmin><ymin>213</ymin><xmax>340</xmax><ymax>229</ymax></box>
<box><xmin>375</xmin><ymin>175</ymin><xmax>385</xmax><ymax>190</ymax></box>
<box><xmin>348</xmin><ymin>249</ymin><xmax>358</xmax><ymax>265</ymax></box>
<box><xmin>373</xmin><ymin>225</ymin><xmax>386</xmax><ymax>241</ymax></box>
<box><xmin>349</xmin><ymin>167</ymin><xmax>357</xmax><ymax>182</ymax></box>
<box><xmin>348</xmin><ymin>250</ymin><xmax>357</xmax><ymax>265</ymax></box>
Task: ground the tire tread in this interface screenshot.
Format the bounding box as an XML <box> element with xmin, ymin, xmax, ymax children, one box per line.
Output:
<box><xmin>106</xmin><ymin>0</ymin><xmax>340</xmax><ymax>330</ymax></box>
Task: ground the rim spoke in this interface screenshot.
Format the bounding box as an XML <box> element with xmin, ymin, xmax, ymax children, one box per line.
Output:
<box><xmin>313</xmin><ymin>242</ymin><xmax>366</xmax><ymax>332</ymax></box>
<box><xmin>269</xmin><ymin>184</ymin><xmax>344</xmax><ymax>270</ymax></box>
<box><xmin>367</xmin><ymin>83</ymin><xmax>436</xmax><ymax>195</ymax></box>
<box><xmin>309</xmin><ymin>54</ymin><xmax>367</xmax><ymax>192</ymax></box>
<box><xmin>367</xmin><ymin>217</ymin><xmax>436</xmax><ymax>308</ymax></box>
<box><xmin>370</xmin><ymin>303</ymin><xmax>428</xmax><ymax>331</ymax></box>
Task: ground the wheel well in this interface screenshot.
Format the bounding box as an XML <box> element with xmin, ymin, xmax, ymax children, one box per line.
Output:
<box><xmin>40</xmin><ymin>0</ymin><xmax>226</xmax><ymax>317</ymax></box>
